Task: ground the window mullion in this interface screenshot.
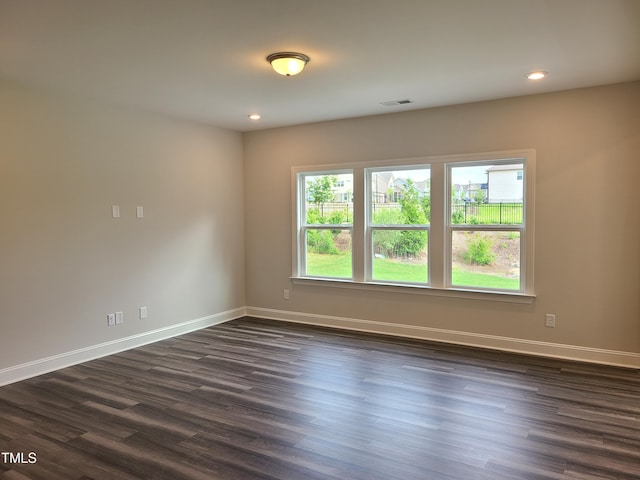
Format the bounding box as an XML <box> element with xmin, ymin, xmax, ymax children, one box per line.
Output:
<box><xmin>352</xmin><ymin>167</ymin><xmax>365</xmax><ymax>282</ymax></box>
<box><xmin>429</xmin><ymin>162</ymin><xmax>446</xmax><ymax>288</ymax></box>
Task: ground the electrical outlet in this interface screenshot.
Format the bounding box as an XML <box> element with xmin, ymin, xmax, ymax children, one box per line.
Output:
<box><xmin>115</xmin><ymin>311</ymin><xmax>124</xmax><ymax>325</ymax></box>
<box><xmin>107</xmin><ymin>313</ymin><xmax>116</xmax><ymax>326</ymax></box>
<box><xmin>139</xmin><ymin>306</ymin><xmax>148</xmax><ymax>319</ymax></box>
<box><xmin>545</xmin><ymin>313</ymin><xmax>556</xmax><ymax>328</ymax></box>
<box><xmin>283</xmin><ymin>289</ymin><xmax>289</xmax><ymax>300</ymax></box>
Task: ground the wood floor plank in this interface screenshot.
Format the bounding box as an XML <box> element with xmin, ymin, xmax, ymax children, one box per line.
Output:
<box><xmin>2</xmin><ymin>316</ymin><xmax>639</xmax><ymax>479</ymax></box>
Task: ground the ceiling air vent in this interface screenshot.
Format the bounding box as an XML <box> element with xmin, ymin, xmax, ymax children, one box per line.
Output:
<box><xmin>380</xmin><ymin>99</ymin><xmax>414</xmax><ymax>107</ymax></box>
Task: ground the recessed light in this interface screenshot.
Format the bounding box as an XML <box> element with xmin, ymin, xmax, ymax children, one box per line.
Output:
<box><xmin>526</xmin><ymin>71</ymin><xmax>548</xmax><ymax>80</ymax></box>
<box><xmin>380</xmin><ymin>99</ymin><xmax>414</xmax><ymax>106</ymax></box>
<box><xmin>248</xmin><ymin>114</ymin><xmax>261</xmax><ymax>120</ymax></box>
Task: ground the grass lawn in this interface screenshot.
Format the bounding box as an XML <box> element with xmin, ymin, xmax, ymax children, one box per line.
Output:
<box><xmin>373</xmin><ymin>258</ymin><xmax>427</xmax><ymax>283</ymax></box>
<box><xmin>451</xmin><ymin>268</ymin><xmax>519</xmax><ymax>290</ymax></box>
<box><xmin>306</xmin><ymin>252</ymin><xmax>520</xmax><ymax>290</ymax></box>
<box><xmin>306</xmin><ymin>251</ymin><xmax>352</xmax><ymax>278</ymax></box>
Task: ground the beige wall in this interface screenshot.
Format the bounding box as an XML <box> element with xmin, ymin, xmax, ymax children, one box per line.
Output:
<box><xmin>0</xmin><ymin>80</ymin><xmax>245</xmax><ymax>370</ymax></box>
<box><xmin>244</xmin><ymin>82</ymin><xmax>640</xmax><ymax>359</ymax></box>
<box><xmin>1</xmin><ymin>80</ymin><xmax>638</xmax><ymax>376</ymax></box>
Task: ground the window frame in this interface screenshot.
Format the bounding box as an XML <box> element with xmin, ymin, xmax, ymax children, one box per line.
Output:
<box><xmin>446</xmin><ymin>159</ymin><xmax>529</xmax><ymax>293</ymax></box>
<box><xmin>366</xmin><ymin>165</ymin><xmax>431</xmax><ymax>286</ymax></box>
<box><xmin>292</xmin><ymin>150</ymin><xmax>535</xmax><ymax>303</ymax></box>
<box><xmin>296</xmin><ymin>169</ymin><xmax>354</xmax><ymax>280</ymax></box>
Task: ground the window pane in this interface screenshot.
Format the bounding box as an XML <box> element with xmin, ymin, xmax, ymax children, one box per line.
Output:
<box><xmin>371</xmin><ymin>168</ymin><xmax>430</xmax><ymax>225</ymax></box>
<box><xmin>305</xmin><ymin>229</ymin><xmax>352</xmax><ymax>278</ymax></box>
<box><xmin>304</xmin><ymin>173</ymin><xmax>353</xmax><ymax>225</ymax></box>
<box><xmin>451</xmin><ymin>163</ymin><xmax>523</xmax><ymax>225</ymax></box>
<box><xmin>451</xmin><ymin>231</ymin><xmax>520</xmax><ymax>290</ymax></box>
<box><xmin>372</xmin><ymin>230</ymin><xmax>428</xmax><ymax>283</ymax></box>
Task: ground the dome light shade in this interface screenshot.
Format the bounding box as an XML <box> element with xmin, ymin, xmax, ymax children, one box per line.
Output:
<box><xmin>267</xmin><ymin>52</ymin><xmax>310</xmax><ymax>76</ymax></box>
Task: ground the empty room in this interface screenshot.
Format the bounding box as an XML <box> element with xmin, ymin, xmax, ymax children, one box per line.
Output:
<box><xmin>1</xmin><ymin>1</ymin><xmax>639</xmax><ymax>479</ymax></box>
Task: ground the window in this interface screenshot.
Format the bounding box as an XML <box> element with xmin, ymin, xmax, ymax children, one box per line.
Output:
<box><xmin>449</xmin><ymin>161</ymin><xmax>525</xmax><ymax>292</ymax></box>
<box><xmin>293</xmin><ymin>150</ymin><xmax>535</xmax><ymax>299</ymax></box>
<box><xmin>298</xmin><ymin>172</ymin><xmax>353</xmax><ymax>279</ymax></box>
<box><xmin>369</xmin><ymin>167</ymin><xmax>430</xmax><ymax>284</ymax></box>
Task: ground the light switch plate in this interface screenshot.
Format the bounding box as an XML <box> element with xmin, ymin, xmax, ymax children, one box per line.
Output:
<box><xmin>545</xmin><ymin>313</ymin><xmax>556</xmax><ymax>328</ymax></box>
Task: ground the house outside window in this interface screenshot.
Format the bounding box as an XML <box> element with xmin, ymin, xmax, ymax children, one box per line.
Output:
<box><xmin>486</xmin><ymin>164</ymin><xmax>524</xmax><ymax>202</ymax></box>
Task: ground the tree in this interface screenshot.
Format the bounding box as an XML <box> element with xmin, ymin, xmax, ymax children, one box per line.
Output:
<box><xmin>472</xmin><ymin>189</ymin><xmax>486</xmax><ymax>204</ymax></box>
<box><xmin>307</xmin><ymin>176</ymin><xmax>337</xmax><ymax>208</ymax></box>
<box><xmin>398</xmin><ymin>179</ymin><xmax>428</xmax><ymax>256</ymax></box>
<box><xmin>420</xmin><ymin>195</ymin><xmax>431</xmax><ymax>222</ymax></box>
<box><xmin>400</xmin><ymin>180</ymin><xmax>427</xmax><ymax>224</ymax></box>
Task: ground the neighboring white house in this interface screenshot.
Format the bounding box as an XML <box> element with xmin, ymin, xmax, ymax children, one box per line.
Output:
<box><xmin>486</xmin><ymin>164</ymin><xmax>523</xmax><ymax>202</ymax></box>
<box><xmin>333</xmin><ymin>174</ymin><xmax>354</xmax><ymax>202</ymax></box>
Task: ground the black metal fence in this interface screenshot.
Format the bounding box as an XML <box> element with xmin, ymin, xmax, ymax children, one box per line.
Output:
<box><xmin>451</xmin><ymin>202</ymin><xmax>523</xmax><ymax>224</ymax></box>
<box><xmin>307</xmin><ymin>203</ymin><xmax>354</xmax><ymax>223</ymax></box>
<box><xmin>308</xmin><ymin>202</ymin><xmax>523</xmax><ymax>225</ymax></box>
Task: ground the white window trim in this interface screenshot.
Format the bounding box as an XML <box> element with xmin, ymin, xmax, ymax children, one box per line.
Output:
<box><xmin>291</xmin><ymin>150</ymin><xmax>535</xmax><ymax>303</ymax></box>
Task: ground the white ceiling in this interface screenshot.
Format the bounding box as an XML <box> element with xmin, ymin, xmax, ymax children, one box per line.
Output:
<box><xmin>1</xmin><ymin>0</ymin><xmax>639</xmax><ymax>132</ymax></box>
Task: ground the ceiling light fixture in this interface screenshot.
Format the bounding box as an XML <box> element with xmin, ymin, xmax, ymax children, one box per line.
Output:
<box><xmin>248</xmin><ymin>113</ymin><xmax>261</xmax><ymax>120</ymax></box>
<box><xmin>526</xmin><ymin>71</ymin><xmax>548</xmax><ymax>80</ymax></box>
<box><xmin>267</xmin><ymin>52</ymin><xmax>310</xmax><ymax>76</ymax></box>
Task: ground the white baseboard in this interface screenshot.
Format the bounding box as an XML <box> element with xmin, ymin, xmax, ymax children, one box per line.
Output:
<box><xmin>246</xmin><ymin>307</ymin><xmax>640</xmax><ymax>369</ymax></box>
<box><xmin>3</xmin><ymin>306</ymin><xmax>637</xmax><ymax>387</ymax></box>
<box><xmin>0</xmin><ymin>307</ymin><xmax>246</xmax><ymax>387</ymax></box>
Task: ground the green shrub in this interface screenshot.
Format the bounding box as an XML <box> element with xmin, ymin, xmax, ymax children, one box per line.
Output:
<box><xmin>327</xmin><ymin>210</ymin><xmax>346</xmax><ymax>225</ymax></box>
<box><xmin>398</xmin><ymin>230</ymin><xmax>428</xmax><ymax>256</ymax></box>
<box><xmin>464</xmin><ymin>233</ymin><xmax>495</xmax><ymax>266</ymax></box>
<box><xmin>373</xmin><ymin>230</ymin><xmax>402</xmax><ymax>257</ymax></box>
<box><xmin>372</xmin><ymin>197</ymin><xmax>428</xmax><ymax>258</ymax></box>
<box><xmin>327</xmin><ymin>210</ymin><xmax>347</xmax><ymax>235</ymax></box>
<box><xmin>372</xmin><ymin>208</ymin><xmax>402</xmax><ymax>257</ymax></box>
<box><xmin>373</xmin><ymin>207</ymin><xmax>403</xmax><ymax>224</ymax></box>
<box><xmin>307</xmin><ymin>230</ymin><xmax>338</xmax><ymax>255</ymax></box>
<box><xmin>306</xmin><ymin>208</ymin><xmax>324</xmax><ymax>224</ymax></box>
<box><xmin>451</xmin><ymin>210</ymin><xmax>465</xmax><ymax>224</ymax></box>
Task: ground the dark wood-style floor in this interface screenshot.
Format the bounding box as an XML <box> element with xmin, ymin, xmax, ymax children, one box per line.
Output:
<box><xmin>1</xmin><ymin>317</ymin><xmax>639</xmax><ymax>480</ymax></box>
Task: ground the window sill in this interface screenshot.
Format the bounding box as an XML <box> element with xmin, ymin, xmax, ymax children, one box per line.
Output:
<box><xmin>290</xmin><ymin>277</ymin><xmax>535</xmax><ymax>304</ymax></box>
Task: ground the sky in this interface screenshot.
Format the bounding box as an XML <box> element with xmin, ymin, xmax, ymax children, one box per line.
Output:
<box><xmin>309</xmin><ymin>164</ymin><xmax>497</xmax><ymax>186</ymax></box>
<box><xmin>388</xmin><ymin>166</ymin><xmax>488</xmax><ymax>185</ymax></box>
<box><xmin>450</xmin><ymin>165</ymin><xmax>488</xmax><ymax>184</ymax></box>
